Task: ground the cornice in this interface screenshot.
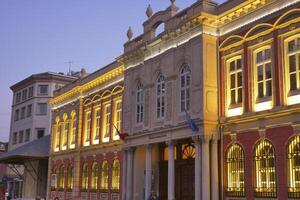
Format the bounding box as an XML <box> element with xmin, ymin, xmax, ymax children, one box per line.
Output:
<box><xmin>49</xmin><ymin>65</ymin><xmax>124</xmax><ymax>106</ymax></box>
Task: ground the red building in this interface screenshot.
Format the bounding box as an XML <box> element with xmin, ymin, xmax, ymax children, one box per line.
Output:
<box><xmin>219</xmin><ymin>1</ymin><xmax>300</xmax><ymax>199</ymax></box>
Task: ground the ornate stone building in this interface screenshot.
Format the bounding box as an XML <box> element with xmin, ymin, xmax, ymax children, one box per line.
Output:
<box><xmin>46</xmin><ymin>0</ymin><xmax>300</xmax><ymax>200</ymax></box>
<box><xmin>47</xmin><ymin>61</ymin><xmax>124</xmax><ymax>200</ymax></box>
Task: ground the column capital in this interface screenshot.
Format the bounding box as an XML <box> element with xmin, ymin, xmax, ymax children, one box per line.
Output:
<box><xmin>144</xmin><ymin>144</ymin><xmax>153</xmax><ymax>150</ymax></box>
<box><xmin>200</xmin><ymin>135</ymin><xmax>211</xmax><ymax>144</ymax></box>
<box><xmin>166</xmin><ymin>140</ymin><xmax>176</xmax><ymax>147</ymax></box>
<box><xmin>123</xmin><ymin>146</ymin><xmax>136</xmax><ymax>153</ymax></box>
<box><xmin>192</xmin><ymin>136</ymin><xmax>201</xmax><ymax>144</ymax></box>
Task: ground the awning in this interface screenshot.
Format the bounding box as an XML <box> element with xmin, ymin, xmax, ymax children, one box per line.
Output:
<box><xmin>0</xmin><ymin>135</ymin><xmax>50</xmax><ymax>164</ymax></box>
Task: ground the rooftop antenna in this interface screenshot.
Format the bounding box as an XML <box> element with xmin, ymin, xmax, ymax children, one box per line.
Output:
<box><xmin>65</xmin><ymin>61</ymin><xmax>74</xmax><ymax>75</ymax></box>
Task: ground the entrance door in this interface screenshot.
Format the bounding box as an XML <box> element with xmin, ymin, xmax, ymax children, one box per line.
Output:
<box><xmin>159</xmin><ymin>142</ymin><xmax>195</xmax><ymax>200</ymax></box>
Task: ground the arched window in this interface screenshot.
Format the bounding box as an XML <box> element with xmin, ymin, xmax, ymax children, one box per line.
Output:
<box><xmin>180</xmin><ymin>64</ymin><xmax>191</xmax><ymax>112</ymax></box>
<box><xmin>288</xmin><ymin>135</ymin><xmax>300</xmax><ymax>198</ymax></box>
<box><xmin>136</xmin><ymin>82</ymin><xmax>144</xmax><ymax>123</ymax></box>
<box><xmin>156</xmin><ymin>75</ymin><xmax>165</xmax><ymax>119</ymax></box>
<box><xmin>81</xmin><ymin>163</ymin><xmax>89</xmax><ymax>191</ymax></box>
<box><xmin>254</xmin><ymin>140</ymin><xmax>277</xmax><ymax>198</ymax></box>
<box><xmin>51</xmin><ymin>167</ymin><xmax>57</xmax><ymax>191</ymax></box>
<box><xmin>91</xmin><ymin>162</ymin><xmax>98</xmax><ymax>191</ymax></box>
<box><xmin>69</xmin><ymin>111</ymin><xmax>76</xmax><ymax>149</ymax></box>
<box><xmin>111</xmin><ymin>159</ymin><xmax>120</xmax><ymax>191</ymax></box>
<box><xmin>100</xmin><ymin>161</ymin><xmax>109</xmax><ymax>191</ymax></box>
<box><xmin>61</xmin><ymin>114</ymin><xmax>69</xmax><ymax>150</ymax></box>
<box><xmin>83</xmin><ymin>109</ymin><xmax>92</xmax><ymax>146</ymax></box>
<box><xmin>54</xmin><ymin>117</ymin><xmax>60</xmax><ymax>152</ymax></box>
<box><xmin>67</xmin><ymin>165</ymin><xmax>73</xmax><ymax>191</ymax></box>
<box><xmin>58</xmin><ymin>165</ymin><xmax>65</xmax><ymax>190</ymax></box>
<box><xmin>225</xmin><ymin>143</ymin><xmax>245</xmax><ymax>197</ymax></box>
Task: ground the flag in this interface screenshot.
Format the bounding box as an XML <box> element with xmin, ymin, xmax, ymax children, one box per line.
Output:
<box><xmin>113</xmin><ymin>124</ymin><xmax>129</xmax><ymax>140</ymax></box>
<box><xmin>185</xmin><ymin>109</ymin><xmax>199</xmax><ymax>132</ymax></box>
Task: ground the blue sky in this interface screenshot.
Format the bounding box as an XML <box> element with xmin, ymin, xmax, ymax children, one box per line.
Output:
<box><xmin>0</xmin><ymin>0</ymin><xmax>225</xmax><ymax>142</ymax></box>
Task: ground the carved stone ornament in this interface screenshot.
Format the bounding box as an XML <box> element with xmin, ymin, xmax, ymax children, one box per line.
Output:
<box><xmin>127</xmin><ymin>26</ymin><xmax>133</xmax><ymax>41</ymax></box>
<box><xmin>146</xmin><ymin>4</ymin><xmax>153</xmax><ymax>18</ymax></box>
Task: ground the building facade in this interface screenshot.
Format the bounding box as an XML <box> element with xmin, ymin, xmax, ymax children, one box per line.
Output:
<box><xmin>45</xmin><ymin>0</ymin><xmax>300</xmax><ymax>200</ymax></box>
<box><xmin>8</xmin><ymin>72</ymin><xmax>77</xmax><ymax>199</ymax></box>
<box><xmin>121</xmin><ymin>0</ymin><xmax>300</xmax><ymax>200</ymax></box>
<box><xmin>219</xmin><ymin>1</ymin><xmax>300</xmax><ymax>200</ymax></box>
<box><xmin>48</xmin><ymin>62</ymin><xmax>124</xmax><ymax>200</ymax></box>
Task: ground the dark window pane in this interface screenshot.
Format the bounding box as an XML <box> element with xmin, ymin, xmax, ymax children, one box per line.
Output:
<box><xmin>257</xmin><ymin>51</ymin><xmax>263</xmax><ymax>63</ymax></box>
<box><xmin>258</xmin><ymin>82</ymin><xmax>264</xmax><ymax>98</ymax></box>
<box><xmin>186</xmin><ymin>75</ymin><xmax>190</xmax><ymax>86</ymax></box>
<box><xmin>238</xmin><ymin>88</ymin><xmax>243</xmax><ymax>103</ymax></box>
<box><xmin>231</xmin><ymin>90</ymin><xmax>235</xmax><ymax>105</ymax></box>
<box><xmin>266</xmin><ymin>63</ymin><xmax>272</xmax><ymax>79</ymax></box>
<box><xmin>289</xmin><ymin>40</ymin><xmax>296</xmax><ymax>53</ymax></box>
<box><xmin>237</xmin><ymin>72</ymin><xmax>243</xmax><ymax>87</ymax></box>
<box><xmin>257</xmin><ymin>65</ymin><xmax>263</xmax><ymax>81</ymax></box>
<box><xmin>230</xmin><ymin>74</ymin><xmax>235</xmax><ymax>89</ymax></box>
<box><xmin>289</xmin><ymin>55</ymin><xmax>296</xmax><ymax>72</ymax></box>
<box><xmin>290</xmin><ymin>74</ymin><xmax>297</xmax><ymax>91</ymax></box>
<box><xmin>181</xmin><ymin>76</ymin><xmax>185</xmax><ymax>87</ymax></box>
<box><xmin>266</xmin><ymin>80</ymin><xmax>272</xmax><ymax>97</ymax></box>
<box><xmin>230</xmin><ymin>61</ymin><xmax>235</xmax><ymax>71</ymax></box>
<box><xmin>265</xmin><ymin>49</ymin><xmax>271</xmax><ymax>60</ymax></box>
<box><xmin>237</xmin><ymin>59</ymin><xmax>242</xmax><ymax>69</ymax></box>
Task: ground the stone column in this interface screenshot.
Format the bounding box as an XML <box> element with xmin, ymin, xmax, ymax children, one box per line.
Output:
<box><xmin>167</xmin><ymin>141</ymin><xmax>175</xmax><ymax>200</ymax></box>
<box><xmin>126</xmin><ymin>147</ymin><xmax>135</xmax><ymax>200</ymax></box>
<box><xmin>211</xmin><ymin>137</ymin><xmax>219</xmax><ymax>200</ymax></box>
<box><xmin>121</xmin><ymin>149</ymin><xmax>127</xmax><ymax>200</ymax></box>
<box><xmin>193</xmin><ymin>137</ymin><xmax>201</xmax><ymax>200</ymax></box>
<box><xmin>201</xmin><ymin>135</ymin><xmax>210</xmax><ymax>200</ymax></box>
<box><xmin>145</xmin><ymin>144</ymin><xmax>152</xmax><ymax>199</ymax></box>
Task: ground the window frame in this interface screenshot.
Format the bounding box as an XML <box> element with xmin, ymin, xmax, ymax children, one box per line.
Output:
<box><xmin>136</xmin><ymin>82</ymin><xmax>144</xmax><ymax>124</ymax></box>
<box><xmin>287</xmin><ymin>135</ymin><xmax>300</xmax><ymax>198</ymax></box>
<box><xmin>180</xmin><ymin>64</ymin><xmax>191</xmax><ymax>113</ymax></box>
<box><xmin>253</xmin><ymin>139</ymin><xmax>277</xmax><ymax>198</ymax></box>
<box><xmin>156</xmin><ymin>74</ymin><xmax>166</xmax><ymax>119</ymax></box>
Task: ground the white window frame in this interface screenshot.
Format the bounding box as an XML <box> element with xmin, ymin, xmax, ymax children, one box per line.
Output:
<box><xmin>180</xmin><ymin>64</ymin><xmax>191</xmax><ymax>113</ymax></box>
<box><xmin>136</xmin><ymin>83</ymin><xmax>144</xmax><ymax>124</ymax></box>
<box><xmin>156</xmin><ymin>75</ymin><xmax>165</xmax><ymax>119</ymax></box>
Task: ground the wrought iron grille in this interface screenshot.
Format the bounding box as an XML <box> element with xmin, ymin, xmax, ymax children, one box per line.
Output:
<box><xmin>225</xmin><ymin>143</ymin><xmax>245</xmax><ymax>197</ymax></box>
<box><xmin>288</xmin><ymin>135</ymin><xmax>300</xmax><ymax>198</ymax></box>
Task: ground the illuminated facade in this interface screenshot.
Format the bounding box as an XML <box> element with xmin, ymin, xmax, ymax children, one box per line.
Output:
<box><xmin>46</xmin><ymin>0</ymin><xmax>300</xmax><ymax>200</ymax></box>
<box><xmin>219</xmin><ymin>1</ymin><xmax>300</xmax><ymax>199</ymax></box>
<box><xmin>47</xmin><ymin>61</ymin><xmax>124</xmax><ymax>200</ymax></box>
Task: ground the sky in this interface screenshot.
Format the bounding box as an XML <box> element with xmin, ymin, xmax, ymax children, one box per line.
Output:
<box><xmin>0</xmin><ymin>0</ymin><xmax>225</xmax><ymax>142</ymax></box>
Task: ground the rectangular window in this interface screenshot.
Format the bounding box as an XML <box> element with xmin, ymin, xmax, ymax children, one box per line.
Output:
<box><xmin>19</xmin><ymin>131</ymin><xmax>24</xmax><ymax>143</ymax></box>
<box><xmin>102</xmin><ymin>104</ymin><xmax>111</xmax><ymax>143</ymax></box>
<box><xmin>12</xmin><ymin>132</ymin><xmax>18</xmax><ymax>144</ymax></box>
<box><xmin>113</xmin><ymin>101</ymin><xmax>122</xmax><ymax>140</ymax></box>
<box><xmin>22</xmin><ymin>89</ymin><xmax>27</xmax><ymax>101</ymax></box>
<box><xmin>255</xmin><ymin>48</ymin><xmax>272</xmax><ymax>100</ymax></box>
<box><xmin>38</xmin><ymin>85</ymin><xmax>49</xmax><ymax>96</ymax></box>
<box><xmin>228</xmin><ymin>58</ymin><xmax>243</xmax><ymax>106</ymax></box>
<box><xmin>287</xmin><ymin>38</ymin><xmax>300</xmax><ymax>92</ymax></box>
<box><xmin>84</xmin><ymin>111</ymin><xmax>91</xmax><ymax>146</ymax></box>
<box><xmin>25</xmin><ymin>129</ymin><xmax>30</xmax><ymax>142</ymax></box>
<box><xmin>14</xmin><ymin>109</ymin><xmax>19</xmax><ymax>121</ymax></box>
<box><xmin>37</xmin><ymin>129</ymin><xmax>45</xmax><ymax>139</ymax></box>
<box><xmin>93</xmin><ymin>108</ymin><xmax>101</xmax><ymax>143</ymax></box>
<box><xmin>27</xmin><ymin>104</ymin><xmax>32</xmax><ymax>117</ymax></box>
<box><xmin>36</xmin><ymin>103</ymin><xmax>47</xmax><ymax>115</ymax></box>
<box><xmin>16</xmin><ymin>92</ymin><xmax>21</xmax><ymax>104</ymax></box>
<box><xmin>28</xmin><ymin>86</ymin><xmax>34</xmax><ymax>98</ymax></box>
<box><xmin>70</xmin><ymin>117</ymin><xmax>76</xmax><ymax>149</ymax></box>
<box><xmin>136</xmin><ymin>86</ymin><xmax>144</xmax><ymax>123</ymax></box>
<box><xmin>20</xmin><ymin>107</ymin><xmax>26</xmax><ymax>119</ymax></box>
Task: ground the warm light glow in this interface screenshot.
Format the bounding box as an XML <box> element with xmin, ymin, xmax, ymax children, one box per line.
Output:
<box><xmin>226</xmin><ymin>143</ymin><xmax>245</xmax><ymax>197</ymax></box>
<box><xmin>227</xmin><ymin>107</ymin><xmax>243</xmax><ymax>117</ymax></box>
<box><xmin>288</xmin><ymin>135</ymin><xmax>300</xmax><ymax>197</ymax></box>
<box><xmin>255</xmin><ymin>101</ymin><xmax>273</xmax><ymax>112</ymax></box>
<box><xmin>287</xmin><ymin>94</ymin><xmax>300</xmax><ymax>105</ymax></box>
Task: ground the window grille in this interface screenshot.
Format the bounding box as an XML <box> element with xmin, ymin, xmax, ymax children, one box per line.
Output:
<box><xmin>225</xmin><ymin>143</ymin><xmax>245</xmax><ymax>197</ymax></box>
<box><xmin>254</xmin><ymin>140</ymin><xmax>277</xmax><ymax>198</ymax></box>
<box><xmin>288</xmin><ymin>135</ymin><xmax>300</xmax><ymax>198</ymax></box>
